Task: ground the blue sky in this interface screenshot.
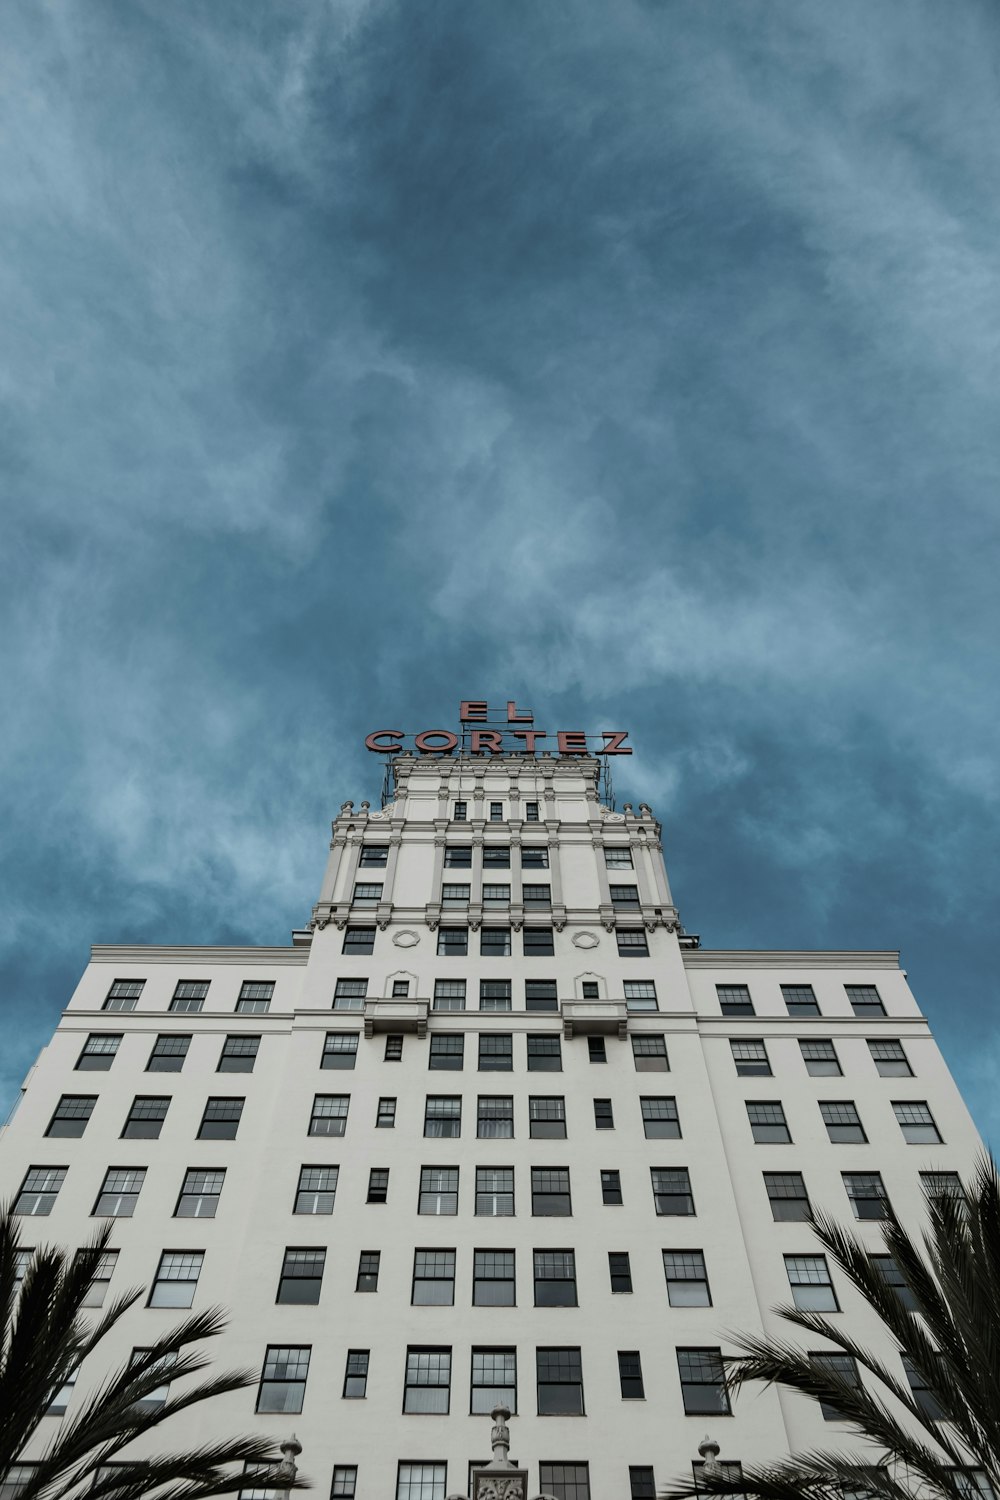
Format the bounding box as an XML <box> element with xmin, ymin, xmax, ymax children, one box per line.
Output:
<box><xmin>2</xmin><ymin>2</ymin><xmax>998</xmax><ymax>1139</ymax></box>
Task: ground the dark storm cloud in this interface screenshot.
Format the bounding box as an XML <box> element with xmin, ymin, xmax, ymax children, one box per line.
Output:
<box><xmin>1</xmin><ymin>1</ymin><xmax>998</xmax><ymax>1137</ymax></box>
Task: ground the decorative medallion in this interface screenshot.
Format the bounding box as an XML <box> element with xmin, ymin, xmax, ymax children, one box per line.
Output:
<box><xmin>392</xmin><ymin>929</ymin><xmax>420</xmax><ymax>948</ymax></box>
<box><xmin>571</xmin><ymin>930</ymin><xmax>599</xmax><ymax>949</ymax></box>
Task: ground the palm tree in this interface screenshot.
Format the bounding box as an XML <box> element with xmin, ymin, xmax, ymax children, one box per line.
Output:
<box><xmin>0</xmin><ymin>1205</ymin><xmax>308</xmax><ymax>1500</ymax></box>
<box><xmin>664</xmin><ymin>1156</ymin><xmax>1000</xmax><ymax>1500</ymax></box>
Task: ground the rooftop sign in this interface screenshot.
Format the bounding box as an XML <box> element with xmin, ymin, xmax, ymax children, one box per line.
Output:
<box><xmin>365</xmin><ymin>700</ymin><xmax>632</xmax><ymax>756</ymax></box>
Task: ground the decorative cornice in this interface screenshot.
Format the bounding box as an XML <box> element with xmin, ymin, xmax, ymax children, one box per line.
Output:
<box><xmin>681</xmin><ymin>949</ymin><xmax>902</xmax><ymax>970</ymax></box>
<box><xmin>89</xmin><ymin>944</ymin><xmax>308</xmax><ymax>965</ymax></box>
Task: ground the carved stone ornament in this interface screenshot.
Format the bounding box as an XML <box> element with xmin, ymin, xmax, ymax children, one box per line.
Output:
<box><xmin>571</xmin><ymin>931</ymin><xmax>599</xmax><ymax>949</ymax></box>
<box><xmin>392</xmin><ymin>929</ymin><xmax>420</xmax><ymax>948</ymax></box>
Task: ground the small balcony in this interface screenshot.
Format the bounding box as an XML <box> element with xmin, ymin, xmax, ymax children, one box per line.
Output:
<box><xmin>561</xmin><ymin>999</ymin><xmax>628</xmax><ymax>1040</ymax></box>
<box><xmin>364</xmin><ymin>997</ymin><xmax>429</xmax><ymax>1038</ymax></box>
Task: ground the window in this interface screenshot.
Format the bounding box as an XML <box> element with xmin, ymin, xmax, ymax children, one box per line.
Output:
<box><xmin>356</xmin><ymin>1251</ymin><xmax>380</xmax><ymax>1291</ymax></box>
<box><xmin>524</xmin><ymin>928</ymin><xmax>555</xmax><ymax>957</ymax></box>
<box><xmin>490</xmin><ymin>801</ymin><xmax>503</xmax><ymax>821</ymax></box>
<box><xmin>522</xmin><ymin>846</ymin><xmax>549</xmax><ymax>867</ymax></box>
<box><xmin>894</xmin><ymin>1101</ymin><xmax>942</xmax><ymax>1143</ymax></box>
<box><xmin>588</xmin><ymin>1037</ymin><xmax>607</xmax><ymax>1063</ymax></box>
<box><xmin>478</xmin><ymin>1096</ymin><xmax>513</xmax><ymax>1138</ymax></box>
<box><xmin>812</xmin><ymin>1352</ymin><xmax>861</xmax><ymax>1420</ymax></box>
<box><xmin>341</xmin><ymin>1356</ymin><xmax>370</xmax><ymax>1398</ymax></box>
<box><xmin>601</xmin><ymin>1170</ymin><xmax>622</xmax><ymax>1205</ymax></box>
<box><xmin>532</xmin><ymin>1167</ymin><xmax>571</xmax><ymax>1216</ymax></box>
<box><xmin>122</xmin><ymin>1097</ymin><xmax>170</xmax><ymax>1140</ymax></box>
<box><xmin>412</xmin><ymin>1249</ymin><xmax>455</xmax><ymax>1306</ymax></box>
<box><xmin>80</xmin><ymin>1248</ymin><xmax>118</xmax><ymax>1307</ymax></box>
<box><xmin>385</xmin><ymin>1034</ymin><xmax>404</xmax><ymax>1061</ymax></box>
<box><xmin>419</xmin><ymin>1166</ymin><xmax>458</xmax><ymax>1215</ymax></box>
<box><xmin>404</xmin><ymin>1347</ymin><xmax>451</xmax><ymax>1414</ymax></box>
<box><xmin>294</xmin><ymin>1165</ymin><xmax>337</xmax><ymax>1215</ymax></box>
<box><xmin>237</xmin><ymin>981</ymin><xmax>274</xmax><ymax>1014</ymax></box>
<box><xmin>539</xmin><ymin>1467</ymin><xmax>589</xmax><ymax>1500</ymax></box>
<box><xmin>525</xmin><ymin>801</ymin><xmax>540</xmax><ymax>822</ymax></box>
<box><xmin>1</xmin><ymin>1468</ymin><xmax>40</xmax><ymax>1500</ymax></box>
<box><xmin>632</xmin><ymin>1035</ymin><xmax>668</xmax><ymax>1071</ymax></box>
<box><xmin>624</xmin><ymin>981</ymin><xmax>658</xmax><ymax>1011</ymax></box>
<box><xmin>46</xmin><ymin>1362</ymin><xmax>77</xmax><ymax>1415</ymax></box>
<box><xmin>951</xmin><ymin>1475</ymin><xmax>995</xmax><ymax>1500</ymax></box>
<box><xmin>594</xmin><ymin>1099</ymin><xmax>614</xmax><ymax>1130</ymax></box>
<box><xmin>663</xmin><ymin>1250</ymin><xmax>711</xmax><ymax>1307</ymax></box>
<box><xmin>481</xmin><ymin>927</ymin><xmax>512</xmax><ymax>957</ymax></box>
<box><xmin>479</xmin><ymin>1034</ymin><xmax>512</xmax><ymax>1071</ymax></box>
<box><xmin>170</xmin><ymin>981</ymin><xmax>209</xmax><ymax>1013</ymax></box>
<box><xmin>484</xmin><ymin>847</ymin><xmax>510</xmax><ymax>868</ymax></box>
<box><xmin>442</xmin><ymin>884</ymin><xmax>470</xmax><ymax>908</ymax></box>
<box><xmin>483</xmin><ymin>884</ymin><xmax>511</xmax><ymax>908</ymax></box>
<box><xmin>677</xmin><ymin>1348</ymin><xmax>730</xmax><ymax>1414</ymax></box>
<box><xmin>820</xmin><ymin>1101</ymin><xmax>867</xmax><ymax>1143</ymax></box>
<box><xmin>454</xmin><ymin>800</ymin><xmax>468</xmax><ymax>821</ymax></box>
<box><xmin>921</xmin><ymin>1171</ymin><xmax>965</xmax><ymax>1207</ymax></box>
<box><xmin>343</xmin><ymin>1350</ymin><xmax>369</xmax><ymax>1398</ymax></box>
<box><xmin>150</xmin><ymin>1250</ymin><xmax>204</xmax><ymax>1309</ymax></box>
<box><xmin>693</xmin><ymin>1462</ymin><xmax>744</xmax><ymax>1496</ymax></box>
<box><xmin>438</xmin><ymin>928</ymin><xmax>469</xmax><ymax>957</ymax></box>
<box><xmin>46</xmin><ymin>1096</ymin><xmax>97</xmax><ymax>1138</ymax></box>
<box><xmin>527</xmin><ymin>1035</ymin><xmax>562</xmax><ymax>1071</ymax></box>
<box><xmin>76</xmin><ymin>1034</ymin><xmax>122</xmax><ymax>1071</ymax></box>
<box><xmin>846</xmin><ymin>985</ymin><xmax>886</xmax><ymax>1018</ymax></box>
<box><xmin>843</xmin><ymin>1172</ymin><xmax>890</xmax><ymax>1220</ymax></box>
<box><xmin>871</xmin><ymin>1255</ymin><xmax>918</xmax><ymax>1311</ymax></box>
<box><xmin>15</xmin><ymin>1166</ymin><xmax>67</xmax><ymax>1216</ymax></box>
<box><xmin>651</xmin><ymin>1168</ymin><xmax>694</xmax><ymax>1216</ymax></box>
<box><xmin>359</xmin><ymin>844</ymin><xmax>388</xmax><ymax>867</ymax></box>
<box><xmin>94</xmin><ymin>1167</ymin><xmax>145</xmax><ymax>1217</ymax></box>
<box><xmin>610</xmin><ymin>885</ymin><xmax>641</xmax><ymax>910</ymax></box>
<box><xmin>257</xmin><ymin>1346</ymin><xmax>310</xmax><ymax>1414</ymax></box>
<box><xmin>534</xmin><ymin>1250</ymin><xmax>577</xmax><ymax>1306</ymax></box>
<box><xmin>147</xmin><ymin>1035</ymin><xmax>191</xmax><ymax>1072</ymax></box>
<box><xmin>800</xmin><ymin>1039</ymin><xmax>842</xmax><ymax>1077</ymax></box>
<box><xmin>764</xmin><ymin>1172</ymin><xmax>811</xmax><ymax>1221</ymax></box>
<box><xmin>868</xmin><ymin>1039</ymin><xmax>912</xmax><ymax>1077</ymax></box>
<box><xmin>618</xmin><ymin>1351</ymin><xmax>644</xmax><ymax>1399</ymax></box>
<box><xmin>609</xmin><ymin>1251</ymin><xmax>632</xmax><ymax>1292</ymax></box>
<box><xmin>474</xmin><ymin>1249</ymin><xmax>515</xmax><ymax>1305</ymax></box>
<box><xmin>353</xmin><ymin>883</ymin><xmax>383</xmax><ymax>905</ymax></box>
<box><xmin>785</xmin><ymin>1254</ymin><xmax>839</xmax><ymax>1311</ymax></box>
<box><xmin>334</xmin><ymin>979</ymin><xmax>368</xmax><ymax>1011</ymax></box>
<box><xmin>616</xmin><ymin>930</ymin><xmax>648</xmax><ymax>958</ymax></box>
<box><xmin>343</xmin><ymin>926</ymin><xmax>376</xmax><ymax>956</ymax></box>
<box><xmin>605</xmin><ymin>847</ymin><xmax>632</xmax><ymax>868</ymax></box>
<box><xmin>480</xmin><ymin>980</ymin><xmax>512</xmax><ymax>1011</ymax></box>
<box><xmin>393</xmin><ymin>980</ymin><xmax>410</xmax><ymax>996</ymax></box>
<box><xmin>429</xmin><ymin>1034</ymin><xmax>464</xmax><ymax>1070</ymax></box>
<box><xmin>176</xmin><ymin>1169</ymin><xmax>225</xmax><ymax>1218</ymax></box>
<box><xmin>433</xmin><ymin>979</ymin><xmax>466</xmax><ymax>1010</ymax></box>
<box><xmin>367</xmin><ymin>1167</ymin><xmax>389</xmax><ymax>1204</ymax></box>
<box><xmin>472</xmin><ymin>1348</ymin><xmax>516</xmax><ymax>1414</ymax></box>
<box><xmin>523</xmin><ymin>885</ymin><xmax>552</xmax><ymax>909</ymax></box>
<box><xmin>731</xmin><ymin>1040</ymin><xmax>771</xmax><ymax>1077</ymax></box>
<box><xmin>444</xmin><ymin>844</ymin><xmax>472</xmax><ymax>867</ymax></box>
<box><xmin>630</xmin><ymin>1468</ymin><xmax>655</xmax><ymax>1500</ymax></box>
<box><xmin>128</xmin><ymin>1348</ymin><xmax>175</xmax><ymax>1415</ymax></box>
<box><xmin>103</xmin><ymin>979</ymin><xmax>144</xmax><ymax>1012</ymax></box>
<box><xmin>322</xmin><ymin>1033</ymin><xmax>358</xmax><ymax>1070</ymax></box>
<box><xmin>717</xmin><ymin>984</ymin><xmax>754</xmax><ymax>1016</ymax></box>
<box><xmin>476</xmin><ymin>1167</ymin><xmax>513</xmax><ymax>1216</ymax></box>
<box><xmin>747</xmin><ymin>1101</ymin><xmax>791</xmax><ymax>1143</ymax></box>
<box><xmin>526</xmin><ymin>980</ymin><xmax>558</xmax><ymax>1011</ymax></box>
<box><xmin>536</xmin><ymin>1348</ymin><xmax>584</xmax><ymax>1414</ymax></box>
<box><xmin>641</xmin><ymin>1097</ymin><xmax>681</xmax><ymax>1139</ymax></box>
<box><xmin>529</xmin><ymin>1097</ymin><xmax>566</xmax><ymax>1139</ymax></box>
<box><xmin>13</xmin><ymin>1248</ymin><xmax>32</xmax><ymax>1290</ymax></box>
<box><xmin>424</xmin><ymin>1097</ymin><xmax>461</xmax><ymax>1138</ymax></box>
<box><xmin>309</xmin><ymin>1095</ymin><xmax>349</xmax><ymax>1136</ymax></box>
<box><xmin>782</xmin><ymin>984</ymin><xmax>820</xmax><ymax>1016</ymax></box>
<box><xmin>219</xmin><ymin>1036</ymin><xmax>260</xmax><ymax>1073</ymax></box>
<box><xmin>377</xmin><ymin>1097</ymin><xmax>397</xmax><ymax>1128</ymax></box>
<box><xmin>199</xmin><ymin>1097</ymin><xmax>244</xmax><ymax>1140</ymax></box>
<box><xmin>581</xmin><ymin>982</ymin><xmax>599</xmax><ymax>999</ymax></box>
<box><xmin>397</xmin><ymin>1466</ymin><xmax>446</xmax><ymax>1500</ymax></box>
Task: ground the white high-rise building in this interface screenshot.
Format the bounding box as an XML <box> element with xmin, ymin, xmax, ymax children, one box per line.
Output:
<box><xmin>0</xmin><ymin>747</ymin><xmax>984</xmax><ymax>1500</ymax></box>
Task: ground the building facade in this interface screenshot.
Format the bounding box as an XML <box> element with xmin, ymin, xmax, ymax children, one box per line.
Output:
<box><xmin>0</xmin><ymin>752</ymin><xmax>984</xmax><ymax>1500</ymax></box>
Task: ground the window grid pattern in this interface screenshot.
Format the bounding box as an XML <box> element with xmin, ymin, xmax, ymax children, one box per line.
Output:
<box><xmin>609</xmin><ymin>1251</ymin><xmax>632</xmax><ymax>1292</ymax></box>
<box><xmin>77</xmin><ymin>1034</ymin><xmax>122</xmax><ymax>1069</ymax></box>
<box><xmin>176</xmin><ymin>1169</ymin><xmax>225</xmax><ymax>1218</ymax></box>
<box><xmin>419</xmin><ymin>1167</ymin><xmax>459</xmax><ymax>1215</ymax></box>
<box><xmin>403</xmin><ymin>1348</ymin><xmax>451</xmax><ymax>1414</ymax></box>
<box><xmin>476</xmin><ymin>1167</ymin><xmax>513</xmax><ymax>1217</ymax></box>
<box><xmin>94</xmin><ymin>1168</ymin><xmax>146</xmax><ymax>1217</ymax></box>
<box><xmin>764</xmin><ymin>1172</ymin><xmax>811</xmax><ymax>1221</ymax></box>
<box><xmin>746</xmin><ymin>1101</ymin><xmax>791</xmax><ymax>1143</ymax></box>
<box><xmin>473</xmin><ymin>1249</ymin><xmax>515</xmax><ymax>1306</ymax></box>
<box><xmin>820</xmin><ymin>1101</ymin><xmax>867</xmax><ymax>1142</ymax></box>
<box><xmin>536</xmin><ymin>1348</ymin><xmax>584</xmax><ymax>1415</ymax></box>
<box><xmin>412</xmin><ymin>1249</ymin><xmax>456</xmax><ymax>1306</ymax></box>
<box><xmin>868</xmin><ymin>1039</ymin><xmax>912</xmax><ymax>1076</ymax></box>
<box><xmin>846</xmin><ymin>985</ymin><xmax>886</xmax><ymax>1016</ymax></box>
<box><xmin>15</xmin><ymin>1167</ymin><xmax>67</xmax><ymax>1216</ymax></box>
<box><xmin>531</xmin><ymin>1168</ymin><xmax>571</xmax><ymax>1216</ymax></box>
<box><xmin>170</xmin><ymin>982</ymin><xmax>209</xmax><ymax>1013</ymax></box>
<box><xmin>471</xmin><ymin>1348</ymin><xmax>516</xmax><ymax>1413</ymax></box>
<box><xmin>662</xmin><ymin>1250</ymin><xmax>711</xmax><ymax>1306</ymax></box>
<box><xmin>641</xmin><ymin>1097</ymin><xmax>680</xmax><ymax>1138</ymax></box>
<box><xmin>894</xmin><ymin>1101</ymin><xmax>942</xmax><ymax>1142</ymax></box>
<box><xmin>538</xmin><ymin>1467</ymin><xmax>589</xmax><ymax>1500</ymax></box>
<box><xmin>782</xmin><ymin>984</ymin><xmax>820</xmax><ymax>1015</ymax></box>
<box><xmin>651</xmin><ymin>1168</ymin><xmax>694</xmax><ymax>1216</ymax></box>
<box><xmin>533</xmin><ymin>1250</ymin><xmax>577</xmax><ymax>1306</ymax></box>
<box><xmin>309</xmin><ymin>1095</ymin><xmax>349</xmax><ymax>1136</ymax></box>
<box><xmin>800</xmin><ymin>1039</ymin><xmax>842</xmax><ymax>1075</ymax></box>
<box><xmin>717</xmin><ymin>984</ymin><xmax>753</xmax><ymax>1015</ymax></box>
<box><xmin>527</xmin><ymin>1035</ymin><xmax>562</xmax><ymax>1071</ymax></box>
<box><xmin>424</xmin><ymin>1097</ymin><xmax>462</xmax><ymax>1138</ymax></box>
<box><xmin>731</xmin><ymin>1039</ymin><xmax>771</xmax><ymax>1075</ymax></box>
<box><xmin>257</xmin><ymin>1346</ymin><xmax>310</xmax><ymax>1414</ymax></box>
<box><xmin>294</xmin><ymin>1165</ymin><xmax>337</xmax><ymax>1215</ymax></box>
<box><xmin>479</xmin><ymin>1034</ymin><xmax>512</xmax><ymax>1071</ymax></box>
<box><xmin>677</xmin><ymin>1348</ymin><xmax>731</xmax><ymax>1415</ymax></box>
<box><xmin>478</xmin><ymin>1097</ymin><xmax>514</xmax><ymax>1138</ymax></box>
<box><xmin>632</xmin><ymin>1035</ymin><xmax>668</xmax><ymax>1070</ymax></box>
<box><xmin>104</xmin><ymin>980</ymin><xmax>144</xmax><ymax>1012</ymax></box>
<box><xmin>785</xmin><ymin>1254</ymin><xmax>838</xmax><ymax>1311</ymax></box>
<box><xmin>844</xmin><ymin>1172</ymin><xmax>890</xmax><ymax>1220</ymax></box>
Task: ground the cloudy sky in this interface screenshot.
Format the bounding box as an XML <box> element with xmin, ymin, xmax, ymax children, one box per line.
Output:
<box><xmin>2</xmin><ymin>2</ymin><xmax>998</xmax><ymax>1139</ymax></box>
